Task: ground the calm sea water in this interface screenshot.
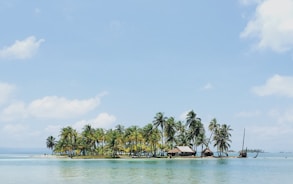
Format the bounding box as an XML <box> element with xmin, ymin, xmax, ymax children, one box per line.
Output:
<box><xmin>0</xmin><ymin>153</ymin><xmax>292</xmax><ymax>184</ymax></box>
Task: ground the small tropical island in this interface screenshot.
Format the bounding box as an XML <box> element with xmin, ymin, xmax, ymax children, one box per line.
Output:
<box><xmin>46</xmin><ymin>110</ymin><xmax>238</xmax><ymax>159</ymax></box>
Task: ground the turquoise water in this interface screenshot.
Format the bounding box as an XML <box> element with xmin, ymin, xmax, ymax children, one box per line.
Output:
<box><xmin>0</xmin><ymin>153</ymin><xmax>292</xmax><ymax>184</ymax></box>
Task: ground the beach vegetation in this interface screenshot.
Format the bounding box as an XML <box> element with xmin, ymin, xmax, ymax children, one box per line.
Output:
<box><xmin>48</xmin><ymin>110</ymin><xmax>232</xmax><ymax>158</ymax></box>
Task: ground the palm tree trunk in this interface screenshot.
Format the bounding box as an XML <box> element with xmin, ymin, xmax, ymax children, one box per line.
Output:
<box><xmin>207</xmin><ymin>132</ymin><xmax>213</xmax><ymax>148</ymax></box>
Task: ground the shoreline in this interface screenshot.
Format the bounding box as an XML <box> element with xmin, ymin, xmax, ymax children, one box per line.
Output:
<box><xmin>32</xmin><ymin>154</ymin><xmax>240</xmax><ymax>160</ymax></box>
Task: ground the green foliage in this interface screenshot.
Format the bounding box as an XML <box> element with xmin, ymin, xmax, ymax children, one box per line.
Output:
<box><xmin>48</xmin><ymin>111</ymin><xmax>233</xmax><ymax>158</ymax></box>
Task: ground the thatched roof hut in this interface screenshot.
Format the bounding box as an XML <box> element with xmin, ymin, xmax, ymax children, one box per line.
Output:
<box><xmin>168</xmin><ymin>146</ymin><xmax>195</xmax><ymax>156</ymax></box>
<box><xmin>202</xmin><ymin>148</ymin><xmax>214</xmax><ymax>157</ymax></box>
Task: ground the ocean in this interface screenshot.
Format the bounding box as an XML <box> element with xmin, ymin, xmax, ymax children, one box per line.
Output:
<box><xmin>0</xmin><ymin>153</ymin><xmax>292</xmax><ymax>184</ymax></box>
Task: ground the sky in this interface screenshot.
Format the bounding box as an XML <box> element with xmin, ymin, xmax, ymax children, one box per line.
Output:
<box><xmin>1</xmin><ymin>0</ymin><xmax>293</xmax><ymax>152</ymax></box>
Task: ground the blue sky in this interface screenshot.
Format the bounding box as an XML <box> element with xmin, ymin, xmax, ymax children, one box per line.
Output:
<box><xmin>1</xmin><ymin>0</ymin><xmax>293</xmax><ymax>152</ymax></box>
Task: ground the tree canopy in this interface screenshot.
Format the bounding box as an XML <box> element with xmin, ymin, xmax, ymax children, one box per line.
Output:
<box><xmin>47</xmin><ymin>110</ymin><xmax>232</xmax><ymax>158</ymax></box>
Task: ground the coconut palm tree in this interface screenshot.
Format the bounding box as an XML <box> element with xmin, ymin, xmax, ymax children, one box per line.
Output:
<box><xmin>82</xmin><ymin>124</ymin><xmax>96</xmax><ymax>155</ymax></box>
<box><xmin>105</xmin><ymin>129</ymin><xmax>123</xmax><ymax>157</ymax></box>
<box><xmin>60</xmin><ymin>126</ymin><xmax>78</xmax><ymax>157</ymax></box>
<box><xmin>46</xmin><ymin>136</ymin><xmax>56</xmax><ymax>154</ymax></box>
<box><xmin>195</xmin><ymin>132</ymin><xmax>208</xmax><ymax>157</ymax></box>
<box><xmin>124</xmin><ymin>125</ymin><xmax>144</xmax><ymax>156</ymax></box>
<box><xmin>149</xmin><ymin>127</ymin><xmax>160</xmax><ymax>157</ymax></box>
<box><xmin>207</xmin><ymin>118</ymin><xmax>219</xmax><ymax>147</ymax></box>
<box><xmin>213</xmin><ymin>124</ymin><xmax>232</xmax><ymax>157</ymax></box>
<box><xmin>142</xmin><ymin>123</ymin><xmax>158</xmax><ymax>156</ymax></box>
<box><xmin>165</xmin><ymin>117</ymin><xmax>177</xmax><ymax>149</ymax></box>
<box><xmin>115</xmin><ymin>124</ymin><xmax>126</xmax><ymax>155</ymax></box>
<box><xmin>95</xmin><ymin>128</ymin><xmax>106</xmax><ymax>155</ymax></box>
<box><xmin>186</xmin><ymin>110</ymin><xmax>203</xmax><ymax>151</ymax></box>
<box><xmin>176</xmin><ymin>120</ymin><xmax>189</xmax><ymax>146</ymax></box>
<box><xmin>153</xmin><ymin>112</ymin><xmax>167</xmax><ymax>154</ymax></box>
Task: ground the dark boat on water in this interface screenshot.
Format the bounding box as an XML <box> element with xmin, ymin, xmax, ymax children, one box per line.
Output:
<box><xmin>239</xmin><ymin>128</ymin><xmax>247</xmax><ymax>158</ymax></box>
<box><xmin>239</xmin><ymin>149</ymin><xmax>247</xmax><ymax>158</ymax></box>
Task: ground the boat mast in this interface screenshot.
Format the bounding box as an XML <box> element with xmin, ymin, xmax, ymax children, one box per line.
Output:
<box><xmin>241</xmin><ymin>128</ymin><xmax>245</xmax><ymax>153</ymax></box>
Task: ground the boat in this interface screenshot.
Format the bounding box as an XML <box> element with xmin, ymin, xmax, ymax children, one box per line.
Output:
<box><xmin>238</xmin><ymin>128</ymin><xmax>247</xmax><ymax>158</ymax></box>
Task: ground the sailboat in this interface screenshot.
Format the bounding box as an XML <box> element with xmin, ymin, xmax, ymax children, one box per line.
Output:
<box><xmin>238</xmin><ymin>128</ymin><xmax>247</xmax><ymax>158</ymax></box>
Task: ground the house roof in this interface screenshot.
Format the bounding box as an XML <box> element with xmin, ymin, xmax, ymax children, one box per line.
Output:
<box><xmin>176</xmin><ymin>146</ymin><xmax>195</xmax><ymax>153</ymax></box>
<box><xmin>168</xmin><ymin>148</ymin><xmax>180</xmax><ymax>154</ymax></box>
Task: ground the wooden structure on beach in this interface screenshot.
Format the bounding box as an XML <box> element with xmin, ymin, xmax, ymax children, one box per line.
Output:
<box><xmin>168</xmin><ymin>146</ymin><xmax>196</xmax><ymax>156</ymax></box>
<box><xmin>202</xmin><ymin>148</ymin><xmax>214</xmax><ymax>157</ymax></box>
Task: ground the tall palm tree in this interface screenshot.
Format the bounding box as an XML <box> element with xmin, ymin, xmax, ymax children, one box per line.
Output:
<box><xmin>213</xmin><ymin>124</ymin><xmax>232</xmax><ymax>157</ymax></box>
<box><xmin>46</xmin><ymin>136</ymin><xmax>56</xmax><ymax>154</ymax></box>
<box><xmin>196</xmin><ymin>132</ymin><xmax>207</xmax><ymax>157</ymax></box>
<box><xmin>153</xmin><ymin>112</ymin><xmax>167</xmax><ymax>149</ymax></box>
<box><xmin>165</xmin><ymin>117</ymin><xmax>177</xmax><ymax>149</ymax></box>
<box><xmin>176</xmin><ymin>120</ymin><xmax>189</xmax><ymax>146</ymax></box>
<box><xmin>142</xmin><ymin>123</ymin><xmax>153</xmax><ymax>144</ymax></box>
<box><xmin>149</xmin><ymin>127</ymin><xmax>160</xmax><ymax>157</ymax></box>
<box><xmin>105</xmin><ymin>129</ymin><xmax>123</xmax><ymax>157</ymax></box>
<box><xmin>60</xmin><ymin>126</ymin><xmax>78</xmax><ymax>157</ymax></box>
<box><xmin>142</xmin><ymin>123</ymin><xmax>158</xmax><ymax>156</ymax></box>
<box><xmin>124</xmin><ymin>125</ymin><xmax>143</xmax><ymax>156</ymax></box>
<box><xmin>115</xmin><ymin>124</ymin><xmax>125</xmax><ymax>155</ymax></box>
<box><xmin>82</xmin><ymin>124</ymin><xmax>96</xmax><ymax>155</ymax></box>
<box><xmin>207</xmin><ymin>118</ymin><xmax>220</xmax><ymax>147</ymax></box>
<box><xmin>95</xmin><ymin>128</ymin><xmax>106</xmax><ymax>155</ymax></box>
<box><xmin>186</xmin><ymin>110</ymin><xmax>203</xmax><ymax>151</ymax></box>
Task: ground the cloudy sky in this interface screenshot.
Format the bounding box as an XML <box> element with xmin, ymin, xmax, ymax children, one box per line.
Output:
<box><xmin>1</xmin><ymin>0</ymin><xmax>293</xmax><ymax>152</ymax></box>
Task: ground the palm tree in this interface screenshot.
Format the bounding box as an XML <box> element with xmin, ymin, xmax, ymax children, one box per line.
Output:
<box><xmin>105</xmin><ymin>129</ymin><xmax>123</xmax><ymax>157</ymax></box>
<box><xmin>82</xmin><ymin>124</ymin><xmax>96</xmax><ymax>155</ymax></box>
<box><xmin>142</xmin><ymin>123</ymin><xmax>158</xmax><ymax>156</ymax></box>
<box><xmin>176</xmin><ymin>120</ymin><xmax>189</xmax><ymax>146</ymax></box>
<box><xmin>207</xmin><ymin>118</ymin><xmax>219</xmax><ymax>147</ymax></box>
<box><xmin>195</xmin><ymin>132</ymin><xmax>207</xmax><ymax>157</ymax></box>
<box><xmin>165</xmin><ymin>117</ymin><xmax>177</xmax><ymax>149</ymax></box>
<box><xmin>213</xmin><ymin>124</ymin><xmax>232</xmax><ymax>157</ymax></box>
<box><xmin>115</xmin><ymin>124</ymin><xmax>125</xmax><ymax>155</ymax></box>
<box><xmin>46</xmin><ymin>136</ymin><xmax>56</xmax><ymax>154</ymax></box>
<box><xmin>153</xmin><ymin>112</ymin><xmax>167</xmax><ymax>153</ymax></box>
<box><xmin>149</xmin><ymin>127</ymin><xmax>160</xmax><ymax>157</ymax></box>
<box><xmin>60</xmin><ymin>126</ymin><xmax>78</xmax><ymax>157</ymax></box>
<box><xmin>124</xmin><ymin>126</ymin><xmax>143</xmax><ymax>156</ymax></box>
<box><xmin>186</xmin><ymin>110</ymin><xmax>203</xmax><ymax>151</ymax></box>
<box><xmin>95</xmin><ymin>128</ymin><xmax>106</xmax><ymax>155</ymax></box>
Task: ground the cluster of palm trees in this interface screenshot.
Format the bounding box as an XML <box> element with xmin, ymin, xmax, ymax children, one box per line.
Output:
<box><xmin>46</xmin><ymin>110</ymin><xmax>232</xmax><ymax>157</ymax></box>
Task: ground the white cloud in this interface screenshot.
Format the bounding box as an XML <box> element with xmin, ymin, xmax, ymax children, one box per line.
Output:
<box><xmin>250</xmin><ymin>124</ymin><xmax>293</xmax><ymax>138</ymax></box>
<box><xmin>28</xmin><ymin>95</ymin><xmax>100</xmax><ymax>119</ymax></box>
<box><xmin>267</xmin><ymin>108</ymin><xmax>293</xmax><ymax>124</ymax></box>
<box><xmin>252</xmin><ymin>74</ymin><xmax>293</xmax><ymax>97</ymax></box>
<box><xmin>0</xmin><ymin>82</ymin><xmax>15</xmax><ymax>105</ymax></box>
<box><xmin>0</xmin><ymin>95</ymin><xmax>103</xmax><ymax>121</ymax></box>
<box><xmin>73</xmin><ymin>113</ymin><xmax>116</xmax><ymax>131</ymax></box>
<box><xmin>0</xmin><ymin>102</ymin><xmax>27</xmax><ymax>121</ymax></box>
<box><xmin>0</xmin><ymin>36</ymin><xmax>45</xmax><ymax>60</ymax></box>
<box><xmin>0</xmin><ymin>123</ymin><xmax>43</xmax><ymax>147</ymax></box>
<box><xmin>241</xmin><ymin>0</ymin><xmax>293</xmax><ymax>52</ymax></box>
<box><xmin>235</xmin><ymin>109</ymin><xmax>293</xmax><ymax>150</ymax></box>
<box><xmin>2</xmin><ymin>124</ymin><xmax>28</xmax><ymax>135</ymax></box>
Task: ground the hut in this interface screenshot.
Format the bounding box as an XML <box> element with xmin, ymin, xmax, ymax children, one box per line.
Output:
<box><xmin>202</xmin><ymin>148</ymin><xmax>214</xmax><ymax>157</ymax></box>
<box><xmin>168</xmin><ymin>146</ymin><xmax>196</xmax><ymax>156</ymax></box>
